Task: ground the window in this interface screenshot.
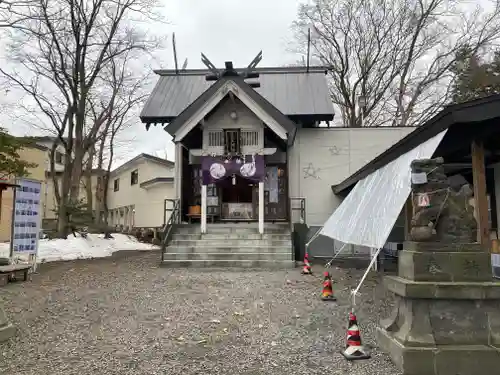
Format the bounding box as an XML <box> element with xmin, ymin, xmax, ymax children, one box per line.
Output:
<box><xmin>224</xmin><ymin>129</ymin><xmax>241</xmax><ymax>154</ymax></box>
<box><xmin>208</xmin><ymin>131</ymin><xmax>224</xmax><ymax>147</ymax></box>
<box><xmin>130</xmin><ymin>170</ymin><xmax>138</xmax><ymax>185</ymax></box>
<box><xmin>55</xmin><ymin>151</ymin><xmax>63</xmax><ymax>164</ymax></box>
<box><xmin>113</xmin><ymin>178</ymin><xmax>120</xmax><ymax>192</ymax></box>
<box><xmin>241</xmin><ymin>130</ymin><xmax>259</xmax><ymax>146</ymax></box>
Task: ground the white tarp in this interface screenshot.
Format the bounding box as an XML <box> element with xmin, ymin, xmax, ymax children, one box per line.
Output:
<box><xmin>319</xmin><ymin>129</ymin><xmax>448</xmax><ymax>249</ymax></box>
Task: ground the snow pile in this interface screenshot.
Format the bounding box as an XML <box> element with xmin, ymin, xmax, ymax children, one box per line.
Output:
<box><xmin>0</xmin><ymin>233</ymin><xmax>159</xmax><ymax>263</ymax></box>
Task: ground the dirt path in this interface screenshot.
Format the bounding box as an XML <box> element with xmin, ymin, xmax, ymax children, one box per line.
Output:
<box><xmin>0</xmin><ymin>252</ymin><xmax>401</xmax><ymax>375</ymax></box>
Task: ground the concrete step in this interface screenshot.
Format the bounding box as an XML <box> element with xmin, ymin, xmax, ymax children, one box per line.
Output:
<box><xmin>175</xmin><ymin>226</ymin><xmax>291</xmax><ymax>235</ymax></box>
<box><xmin>160</xmin><ymin>259</ymin><xmax>295</xmax><ymax>268</ymax></box>
<box><xmin>171</xmin><ymin>233</ymin><xmax>292</xmax><ymax>240</ymax></box>
<box><xmin>163</xmin><ymin>252</ymin><xmax>292</xmax><ymax>261</ymax></box>
<box><xmin>205</xmin><ymin>223</ymin><xmax>290</xmax><ymax>229</ymax></box>
<box><xmin>169</xmin><ymin>239</ymin><xmax>292</xmax><ymax>247</ymax></box>
<box><xmin>165</xmin><ymin>246</ymin><xmax>292</xmax><ymax>254</ymax></box>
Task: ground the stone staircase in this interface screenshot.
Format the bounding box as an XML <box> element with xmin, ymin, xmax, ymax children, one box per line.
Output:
<box><xmin>161</xmin><ymin>223</ymin><xmax>294</xmax><ymax>268</ymax></box>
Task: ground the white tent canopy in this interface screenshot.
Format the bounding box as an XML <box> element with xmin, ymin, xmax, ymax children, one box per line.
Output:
<box><xmin>319</xmin><ymin>130</ymin><xmax>448</xmax><ymax>249</ymax></box>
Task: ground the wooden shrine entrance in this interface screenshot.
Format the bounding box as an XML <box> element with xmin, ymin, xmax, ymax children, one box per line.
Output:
<box><xmin>263</xmin><ymin>165</ymin><xmax>288</xmax><ymax>221</ymax></box>
<box><xmin>185</xmin><ymin>164</ymin><xmax>288</xmax><ymax>223</ymax></box>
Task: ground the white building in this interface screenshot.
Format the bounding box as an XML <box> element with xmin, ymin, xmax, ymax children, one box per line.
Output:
<box><xmin>107</xmin><ymin>153</ymin><xmax>175</xmax><ymax>229</ymax></box>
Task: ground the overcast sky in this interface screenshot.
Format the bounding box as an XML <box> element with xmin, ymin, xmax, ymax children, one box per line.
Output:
<box><xmin>131</xmin><ymin>0</ymin><xmax>303</xmax><ymax>165</ymax></box>
<box><xmin>1</xmin><ymin>0</ymin><xmax>304</xmax><ymax>167</ymax></box>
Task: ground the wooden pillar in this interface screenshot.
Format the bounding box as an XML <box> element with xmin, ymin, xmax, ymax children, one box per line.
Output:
<box><xmin>258</xmin><ymin>181</ymin><xmax>264</xmax><ymax>234</ymax></box>
<box><xmin>175</xmin><ymin>142</ymin><xmax>183</xmax><ymax>214</ymax></box>
<box><xmin>471</xmin><ymin>140</ymin><xmax>489</xmax><ymax>247</ymax></box>
<box><xmin>0</xmin><ymin>188</ymin><xmax>3</xmax><ymax>221</ymax></box>
<box><xmin>124</xmin><ymin>207</ymin><xmax>129</xmax><ymax>229</ymax></box>
<box><xmin>201</xmin><ymin>184</ymin><xmax>207</xmax><ymax>234</ymax></box>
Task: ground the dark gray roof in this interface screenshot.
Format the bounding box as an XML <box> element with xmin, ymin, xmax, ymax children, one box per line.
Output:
<box><xmin>140</xmin><ymin>67</ymin><xmax>334</xmax><ymax>122</ymax></box>
<box><xmin>159</xmin><ymin>76</ymin><xmax>298</xmax><ymax>145</ymax></box>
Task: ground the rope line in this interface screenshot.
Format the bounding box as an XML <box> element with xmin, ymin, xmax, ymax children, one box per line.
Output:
<box><xmin>305</xmin><ymin>227</ymin><xmax>323</xmax><ymax>249</ymax></box>
<box><xmin>325</xmin><ymin>243</ymin><xmax>348</xmax><ymax>268</ymax></box>
<box><xmin>414</xmin><ymin>187</ymin><xmax>449</xmax><ymax>195</ymax></box>
<box><xmin>351</xmin><ymin>246</ymin><xmax>382</xmax><ymax>309</ymax></box>
<box><xmin>350</xmin><ymin>175</ymin><xmax>450</xmax><ymax>308</ymax></box>
<box><xmin>306</xmin><ymin>163</ymin><xmax>448</xmax><ymax>310</ymax></box>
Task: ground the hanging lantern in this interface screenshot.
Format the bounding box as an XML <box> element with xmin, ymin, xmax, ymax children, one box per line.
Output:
<box><xmin>232</xmin><ymin>174</ymin><xmax>236</xmax><ymax>185</ymax></box>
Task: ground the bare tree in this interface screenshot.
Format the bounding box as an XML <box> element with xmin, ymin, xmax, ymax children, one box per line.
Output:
<box><xmin>88</xmin><ymin>52</ymin><xmax>151</xmax><ymax>229</ymax></box>
<box><xmin>0</xmin><ymin>0</ymin><xmax>33</xmax><ymax>28</ymax></box>
<box><xmin>294</xmin><ymin>0</ymin><xmax>500</xmax><ymax>127</ymax></box>
<box><xmin>0</xmin><ymin>0</ymin><xmax>163</xmax><ymax>237</ymax></box>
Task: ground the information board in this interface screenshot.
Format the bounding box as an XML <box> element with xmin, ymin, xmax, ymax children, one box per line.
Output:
<box><xmin>10</xmin><ymin>178</ymin><xmax>42</xmax><ymax>256</ymax></box>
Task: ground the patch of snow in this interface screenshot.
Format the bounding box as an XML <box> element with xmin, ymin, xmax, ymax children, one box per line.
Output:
<box><xmin>0</xmin><ymin>233</ymin><xmax>159</xmax><ymax>263</ymax></box>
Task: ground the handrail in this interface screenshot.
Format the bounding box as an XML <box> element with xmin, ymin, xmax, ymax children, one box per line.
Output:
<box><xmin>161</xmin><ymin>199</ymin><xmax>180</xmax><ymax>263</ymax></box>
<box><xmin>289</xmin><ymin>197</ymin><xmax>306</xmax><ymax>262</ymax></box>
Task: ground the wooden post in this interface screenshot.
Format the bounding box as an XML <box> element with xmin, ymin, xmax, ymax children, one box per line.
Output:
<box><xmin>258</xmin><ymin>181</ymin><xmax>264</xmax><ymax>234</ymax></box>
<box><xmin>0</xmin><ymin>188</ymin><xmax>3</xmax><ymax>221</ymax></box>
<box><xmin>201</xmin><ymin>184</ymin><xmax>207</xmax><ymax>234</ymax></box>
<box><xmin>175</xmin><ymin>143</ymin><xmax>183</xmax><ymax>215</ymax></box>
<box><xmin>471</xmin><ymin>140</ymin><xmax>489</xmax><ymax>247</ymax></box>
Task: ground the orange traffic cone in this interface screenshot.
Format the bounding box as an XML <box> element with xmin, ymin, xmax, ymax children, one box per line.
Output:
<box><xmin>340</xmin><ymin>311</ymin><xmax>370</xmax><ymax>361</ymax></box>
<box><xmin>321</xmin><ymin>271</ymin><xmax>336</xmax><ymax>301</ymax></box>
<box><xmin>301</xmin><ymin>252</ymin><xmax>312</xmax><ymax>275</ymax></box>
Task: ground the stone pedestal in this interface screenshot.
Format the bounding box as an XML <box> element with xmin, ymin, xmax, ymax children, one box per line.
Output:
<box><xmin>377</xmin><ymin>242</ymin><xmax>500</xmax><ymax>375</ymax></box>
<box><xmin>0</xmin><ymin>305</ymin><xmax>15</xmax><ymax>342</ymax></box>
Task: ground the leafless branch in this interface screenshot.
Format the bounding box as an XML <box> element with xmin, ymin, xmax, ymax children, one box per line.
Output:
<box><xmin>293</xmin><ymin>0</ymin><xmax>500</xmax><ymax>127</ymax></box>
<box><xmin>0</xmin><ymin>0</ymin><xmax>165</xmax><ymax>236</ymax></box>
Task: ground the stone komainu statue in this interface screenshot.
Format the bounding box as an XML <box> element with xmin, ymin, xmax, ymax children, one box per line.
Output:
<box><xmin>410</xmin><ymin>157</ymin><xmax>477</xmax><ymax>243</ymax></box>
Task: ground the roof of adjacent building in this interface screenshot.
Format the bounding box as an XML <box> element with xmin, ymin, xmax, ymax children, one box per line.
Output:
<box><xmin>140</xmin><ymin>66</ymin><xmax>335</xmax><ymax>123</ymax></box>
<box><xmin>0</xmin><ymin>180</ymin><xmax>20</xmax><ymax>190</ymax></box>
<box><xmin>139</xmin><ymin>177</ymin><xmax>174</xmax><ymax>188</ymax></box>
<box><xmin>46</xmin><ymin>168</ymin><xmax>105</xmax><ymax>177</ymax></box>
<box><xmin>111</xmin><ymin>153</ymin><xmax>174</xmax><ymax>176</ymax></box>
<box><xmin>19</xmin><ymin>135</ymin><xmax>66</xmax><ymax>145</ymax></box>
<box><xmin>332</xmin><ymin>94</ymin><xmax>500</xmax><ymax>194</ymax></box>
<box><xmin>14</xmin><ymin>136</ymin><xmax>51</xmax><ymax>151</ymax></box>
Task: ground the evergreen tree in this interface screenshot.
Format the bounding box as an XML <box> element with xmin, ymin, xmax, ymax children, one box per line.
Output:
<box><xmin>0</xmin><ymin>128</ymin><xmax>37</xmax><ymax>179</ymax></box>
<box><xmin>451</xmin><ymin>46</ymin><xmax>500</xmax><ymax>104</ymax></box>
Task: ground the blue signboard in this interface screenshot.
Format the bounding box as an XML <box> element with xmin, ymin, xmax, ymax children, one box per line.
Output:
<box><xmin>10</xmin><ymin>178</ymin><xmax>42</xmax><ymax>256</ymax></box>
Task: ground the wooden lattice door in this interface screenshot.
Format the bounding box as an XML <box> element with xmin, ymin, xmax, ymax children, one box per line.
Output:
<box><xmin>264</xmin><ymin>165</ymin><xmax>287</xmax><ymax>220</ymax></box>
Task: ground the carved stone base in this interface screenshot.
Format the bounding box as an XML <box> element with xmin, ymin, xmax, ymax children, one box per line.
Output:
<box><xmin>380</xmin><ymin>279</ymin><xmax>500</xmax><ymax>346</ymax></box>
<box><xmin>377</xmin><ymin>282</ymin><xmax>500</xmax><ymax>375</ymax></box>
<box><xmin>0</xmin><ymin>307</ymin><xmax>15</xmax><ymax>342</ymax></box>
<box><xmin>398</xmin><ymin>242</ymin><xmax>492</xmax><ymax>283</ymax></box>
<box><xmin>377</xmin><ymin>328</ymin><xmax>500</xmax><ymax>375</ymax></box>
<box><xmin>377</xmin><ymin>242</ymin><xmax>500</xmax><ymax>375</ymax></box>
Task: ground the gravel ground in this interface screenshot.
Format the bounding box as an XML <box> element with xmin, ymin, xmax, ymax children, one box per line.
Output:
<box><xmin>0</xmin><ymin>252</ymin><xmax>401</xmax><ymax>375</ymax></box>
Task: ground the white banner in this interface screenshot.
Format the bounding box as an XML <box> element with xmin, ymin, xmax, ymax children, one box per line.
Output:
<box><xmin>319</xmin><ymin>130</ymin><xmax>448</xmax><ymax>249</ymax></box>
<box><xmin>10</xmin><ymin>178</ymin><xmax>42</xmax><ymax>256</ymax></box>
